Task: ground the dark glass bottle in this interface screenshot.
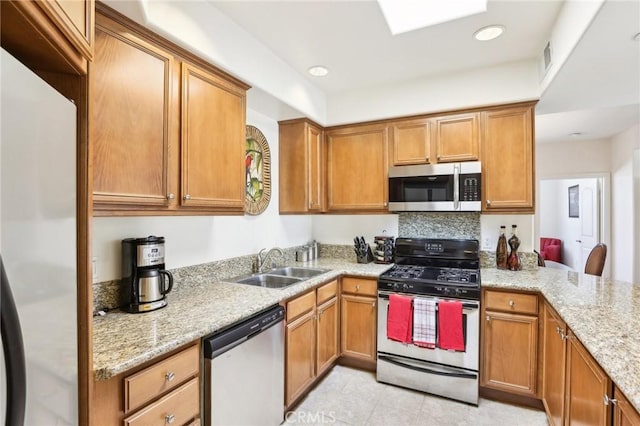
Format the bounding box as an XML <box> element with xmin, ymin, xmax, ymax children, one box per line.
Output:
<box><xmin>496</xmin><ymin>226</ymin><xmax>508</xmax><ymax>270</ymax></box>
<box><xmin>507</xmin><ymin>224</ymin><xmax>522</xmax><ymax>271</ymax></box>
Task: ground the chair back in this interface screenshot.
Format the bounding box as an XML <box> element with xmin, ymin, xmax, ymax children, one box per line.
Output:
<box><xmin>584</xmin><ymin>244</ymin><xmax>607</xmax><ymax>277</ymax></box>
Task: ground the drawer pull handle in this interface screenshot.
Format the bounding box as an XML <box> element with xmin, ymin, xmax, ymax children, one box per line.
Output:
<box><xmin>356</xmin><ymin>284</ymin><xmax>360</xmax><ymax>291</ymax></box>
<box><xmin>486</xmin><ymin>315</ymin><xmax>490</xmax><ymax>322</ymax></box>
<box><xmin>508</xmin><ymin>300</ymin><xmax>515</xmax><ymax>307</ymax></box>
<box><xmin>165</xmin><ymin>371</ymin><xmax>175</xmax><ymax>382</ymax></box>
<box><xmin>165</xmin><ymin>414</ymin><xmax>176</xmax><ymax>424</ymax></box>
<box><xmin>603</xmin><ymin>395</ymin><xmax>617</xmax><ymax>406</ymax></box>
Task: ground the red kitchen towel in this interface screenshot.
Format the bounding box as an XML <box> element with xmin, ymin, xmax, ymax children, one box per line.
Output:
<box><xmin>387</xmin><ymin>294</ymin><xmax>413</xmax><ymax>343</ymax></box>
<box><xmin>437</xmin><ymin>300</ymin><xmax>464</xmax><ymax>351</ymax></box>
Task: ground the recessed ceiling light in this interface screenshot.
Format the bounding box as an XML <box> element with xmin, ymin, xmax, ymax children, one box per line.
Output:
<box><xmin>473</xmin><ymin>25</ymin><xmax>505</xmax><ymax>41</ymax></box>
<box><xmin>378</xmin><ymin>0</ymin><xmax>487</xmax><ymax>35</ymax></box>
<box><xmin>308</xmin><ymin>66</ymin><xmax>329</xmax><ymax>77</ymax></box>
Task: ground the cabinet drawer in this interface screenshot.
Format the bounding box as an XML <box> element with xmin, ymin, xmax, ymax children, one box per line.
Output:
<box><xmin>341</xmin><ymin>277</ymin><xmax>377</xmax><ymax>296</ymax></box>
<box><xmin>287</xmin><ymin>290</ymin><xmax>315</xmax><ymax>322</ymax></box>
<box><xmin>317</xmin><ymin>280</ymin><xmax>338</xmax><ymax>305</ymax></box>
<box><xmin>484</xmin><ymin>290</ymin><xmax>537</xmax><ymax>315</ymax></box>
<box><xmin>124</xmin><ymin>378</ymin><xmax>199</xmax><ymax>426</ymax></box>
<box><xmin>124</xmin><ymin>345</ymin><xmax>199</xmax><ymax>412</ymax></box>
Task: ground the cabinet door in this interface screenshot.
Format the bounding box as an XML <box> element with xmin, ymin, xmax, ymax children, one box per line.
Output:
<box><xmin>541</xmin><ymin>303</ymin><xmax>566</xmax><ymax>426</ymax></box>
<box><xmin>481</xmin><ymin>105</ymin><xmax>534</xmax><ymax>213</ymax></box>
<box><xmin>285</xmin><ymin>310</ymin><xmax>316</xmax><ymax>407</ymax></box>
<box><xmin>93</xmin><ymin>17</ymin><xmax>173</xmax><ymax>208</ymax></box>
<box><xmin>613</xmin><ymin>387</ymin><xmax>640</xmax><ymax>426</ymax></box>
<box><xmin>481</xmin><ymin>310</ymin><xmax>538</xmax><ymax>396</ymax></box>
<box><xmin>340</xmin><ymin>294</ymin><xmax>376</xmax><ymax>361</ymax></box>
<box><xmin>326</xmin><ymin>124</ymin><xmax>388</xmax><ymax>211</ymax></box>
<box><xmin>279</xmin><ymin>120</ymin><xmax>323</xmax><ymax>213</ymax></box>
<box><xmin>316</xmin><ymin>296</ymin><xmax>339</xmax><ymax>376</ymax></box>
<box><xmin>565</xmin><ymin>330</ymin><xmax>612</xmax><ymax>426</ymax></box>
<box><xmin>391</xmin><ymin>118</ymin><xmax>431</xmax><ymax>165</ymax></box>
<box><xmin>307</xmin><ymin>124</ymin><xmax>324</xmax><ymax>212</ymax></box>
<box><xmin>181</xmin><ymin>62</ymin><xmax>245</xmax><ymax>210</ymax></box>
<box><xmin>434</xmin><ymin>112</ymin><xmax>479</xmax><ymax>163</ymax></box>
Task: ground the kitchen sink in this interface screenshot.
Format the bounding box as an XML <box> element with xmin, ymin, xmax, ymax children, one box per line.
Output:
<box><xmin>268</xmin><ymin>267</ymin><xmax>330</xmax><ymax>279</ymax></box>
<box><xmin>234</xmin><ymin>274</ymin><xmax>302</xmax><ymax>289</ymax></box>
<box><xmin>230</xmin><ymin>266</ymin><xmax>330</xmax><ymax>289</ymax></box>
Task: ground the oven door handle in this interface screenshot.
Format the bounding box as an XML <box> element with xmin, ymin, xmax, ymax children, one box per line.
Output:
<box><xmin>377</xmin><ymin>292</ymin><xmax>479</xmax><ymax>310</ymax></box>
<box><xmin>378</xmin><ymin>354</ymin><xmax>477</xmax><ymax>379</ymax></box>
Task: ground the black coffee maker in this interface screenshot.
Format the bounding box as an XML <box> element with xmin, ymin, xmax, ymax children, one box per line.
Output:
<box><xmin>122</xmin><ymin>236</ymin><xmax>173</xmax><ymax>313</ymax></box>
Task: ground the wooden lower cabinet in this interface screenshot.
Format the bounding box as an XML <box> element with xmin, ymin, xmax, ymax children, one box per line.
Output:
<box><xmin>481</xmin><ymin>290</ymin><xmax>538</xmax><ymax>396</ymax></box>
<box><xmin>92</xmin><ymin>343</ymin><xmax>200</xmax><ymax>426</ymax></box>
<box><xmin>565</xmin><ymin>329</ymin><xmax>612</xmax><ymax>425</ymax></box>
<box><xmin>340</xmin><ymin>277</ymin><xmax>377</xmax><ymax>363</ymax></box>
<box><xmin>316</xmin><ymin>296</ymin><xmax>339</xmax><ymax>375</ymax></box>
<box><xmin>542</xmin><ymin>302</ymin><xmax>567</xmax><ymax>426</ymax></box>
<box><xmin>285</xmin><ymin>280</ymin><xmax>339</xmax><ymax>408</ymax></box>
<box><xmin>614</xmin><ymin>387</ymin><xmax>640</xmax><ymax>426</ymax></box>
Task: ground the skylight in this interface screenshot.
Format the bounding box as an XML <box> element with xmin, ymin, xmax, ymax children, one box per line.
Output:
<box><xmin>377</xmin><ymin>0</ymin><xmax>488</xmax><ymax>35</ymax></box>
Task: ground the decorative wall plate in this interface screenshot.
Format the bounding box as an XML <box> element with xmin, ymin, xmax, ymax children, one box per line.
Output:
<box><xmin>245</xmin><ymin>125</ymin><xmax>271</xmax><ymax>215</ymax></box>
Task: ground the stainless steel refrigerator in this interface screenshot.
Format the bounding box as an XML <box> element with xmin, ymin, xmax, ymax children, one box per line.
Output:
<box><xmin>1</xmin><ymin>48</ymin><xmax>78</xmax><ymax>425</ymax></box>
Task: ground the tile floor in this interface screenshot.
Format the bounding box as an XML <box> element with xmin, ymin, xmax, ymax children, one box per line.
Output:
<box><xmin>284</xmin><ymin>365</ymin><xmax>548</xmax><ymax>426</ymax></box>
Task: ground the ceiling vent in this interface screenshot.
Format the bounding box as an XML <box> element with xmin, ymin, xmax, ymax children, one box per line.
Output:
<box><xmin>542</xmin><ymin>41</ymin><xmax>553</xmax><ymax>74</ymax></box>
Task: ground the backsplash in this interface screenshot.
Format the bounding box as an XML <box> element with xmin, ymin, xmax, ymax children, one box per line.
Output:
<box><xmin>398</xmin><ymin>212</ymin><xmax>481</xmax><ymax>240</ymax></box>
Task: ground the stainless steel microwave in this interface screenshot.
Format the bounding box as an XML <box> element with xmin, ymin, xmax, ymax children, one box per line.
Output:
<box><xmin>388</xmin><ymin>162</ymin><xmax>481</xmax><ymax>212</ymax></box>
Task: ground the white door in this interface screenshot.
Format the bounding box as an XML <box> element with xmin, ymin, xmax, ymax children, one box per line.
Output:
<box><xmin>577</xmin><ymin>179</ymin><xmax>600</xmax><ymax>273</ymax></box>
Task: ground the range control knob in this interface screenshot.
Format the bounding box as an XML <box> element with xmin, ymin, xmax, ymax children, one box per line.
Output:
<box><xmin>392</xmin><ymin>283</ymin><xmax>400</xmax><ymax>291</ymax></box>
<box><xmin>402</xmin><ymin>283</ymin><xmax>409</xmax><ymax>291</ymax></box>
<box><xmin>442</xmin><ymin>287</ymin><xmax>451</xmax><ymax>295</ymax></box>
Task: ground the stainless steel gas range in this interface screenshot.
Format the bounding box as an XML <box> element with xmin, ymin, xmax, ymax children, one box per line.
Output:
<box><xmin>377</xmin><ymin>238</ymin><xmax>481</xmax><ymax>405</ymax></box>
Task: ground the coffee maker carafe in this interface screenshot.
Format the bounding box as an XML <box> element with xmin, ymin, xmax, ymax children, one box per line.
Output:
<box><xmin>122</xmin><ymin>236</ymin><xmax>173</xmax><ymax>313</ymax></box>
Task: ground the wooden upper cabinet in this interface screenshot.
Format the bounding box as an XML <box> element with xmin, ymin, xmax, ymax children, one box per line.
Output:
<box><xmin>92</xmin><ymin>6</ymin><xmax>249</xmax><ymax>215</ymax></box>
<box><xmin>325</xmin><ymin>124</ymin><xmax>389</xmax><ymax>212</ymax></box>
<box><xmin>1</xmin><ymin>0</ymin><xmax>94</xmax><ymax>75</ymax></box>
<box><xmin>434</xmin><ymin>112</ymin><xmax>479</xmax><ymax>163</ymax></box>
<box><xmin>38</xmin><ymin>0</ymin><xmax>94</xmax><ymax>61</ymax></box>
<box><xmin>481</xmin><ymin>104</ymin><xmax>535</xmax><ymax>213</ymax></box>
<box><xmin>93</xmin><ymin>16</ymin><xmax>173</xmax><ymax>208</ymax></box>
<box><xmin>279</xmin><ymin>119</ymin><xmax>324</xmax><ymax>213</ymax></box>
<box><xmin>180</xmin><ymin>62</ymin><xmax>245</xmax><ymax>210</ymax></box>
<box><xmin>391</xmin><ymin>118</ymin><xmax>431</xmax><ymax>165</ymax></box>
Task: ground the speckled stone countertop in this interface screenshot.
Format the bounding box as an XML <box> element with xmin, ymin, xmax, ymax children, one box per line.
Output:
<box><xmin>482</xmin><ymin>268</ymin><xmax>640</xmax><ymax>413</ymax></box>
<box><xmin>92</xmin><ymin>259</ymin><xmax>392</xmax><ymax>381</ymax></box>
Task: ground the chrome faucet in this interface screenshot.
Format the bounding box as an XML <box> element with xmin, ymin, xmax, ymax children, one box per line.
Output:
<box><xmin>256</xmin><ymin>247</ymin><xmax>284</xmax><ymax>273</ymax></box>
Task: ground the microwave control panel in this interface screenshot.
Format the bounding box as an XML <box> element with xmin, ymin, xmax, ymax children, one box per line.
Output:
<box><xmin>460</xmin><ymin>174</ymin><xmax>481</xmax><ymax>201</ymax></box>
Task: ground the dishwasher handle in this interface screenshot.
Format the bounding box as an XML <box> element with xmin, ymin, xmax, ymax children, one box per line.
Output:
<box><xmin>203</xmin><ymin>305</ymin><xmax>284</xmax><ymax>359</ymax></box>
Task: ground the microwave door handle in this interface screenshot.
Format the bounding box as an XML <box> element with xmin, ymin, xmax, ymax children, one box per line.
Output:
<box><xmin>453</xmin><ymin>163</ymin><xmax>460</xmax><ymax>210</ymax></box>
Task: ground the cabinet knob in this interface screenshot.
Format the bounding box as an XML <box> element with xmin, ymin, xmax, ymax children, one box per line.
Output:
<box><xmin>555</xmin><ymin>326</ymin><xmax>561</xmax><ymax>334</ymax></box>
<box><xmin>165</xmin><ymin>414</ymin><xmax>176</xmax><ymax>424</ymax></box>
<box><xmin>165</xmin><ymin>371</ymin><xmax>175</xmax><ymax>382</ymax></box>
<box><xmin>167</xmin><ymin>193</ymin><xmax>175</xmax><ymax>200</ymax></box>
<box><xmin>486</xmin><ymin>200</ymin><xmax>492</xmax><ymax>206</ymax></box>
<box><xmin>384</xmin><ymin>202</ymin><xmax>388</xmax><ymax>207</ymax></box>
<box><xmin>486</xmin><ymin>315</ymin><xmax>490</xmax><ymax>322</ymax></box>
<box><xmin>603</xmin><ymin>395</ymin><xmax>617</xmax><ymax>406</ymax></box>
<box><xmin>372</xmin><ymin>302</ymin><xmax>376</xmax><ymax>308</ymax></box>
<box><xmin>356</xmin><ymin>284</ymin><xmax>360</xmax><ymax>291</ymax></box>
<box><xmin>184</xmin><ymin>194</ymin><xmax>191</xmax><ymax>201</ymax></box>
<box><xmin>508</xmin><ymin>300</ymin><xmax>515</xmax><ymax>307</ymax></box>
<box><xmin>576</xmin><ymin>239</ymin><xmax>582</xmax><ymax>243</ymax></box>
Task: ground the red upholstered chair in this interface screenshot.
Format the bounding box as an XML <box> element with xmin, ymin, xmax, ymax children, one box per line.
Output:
<box><xmin>540</xmin><ymin>238</ymin><xmax>562</xmax><ymax>263</ymax></box>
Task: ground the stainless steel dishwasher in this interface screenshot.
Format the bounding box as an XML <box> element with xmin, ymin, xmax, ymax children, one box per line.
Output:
<box><xmin>203</xmin><ymin>305</ymin><xmax>285</xmax><ymax>426</ymax></box>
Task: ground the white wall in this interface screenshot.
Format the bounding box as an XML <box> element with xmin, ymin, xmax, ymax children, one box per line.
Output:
<box><xmin>327</xmin><ymin>60</ymin><xmax>540</xmax><ymax>126</ymax></box>
<box><xmin>92</xmin><ymin>108</ymin><xmax>313</xmax><ymax>282</ymax></box>
<box><xmin>610</xmin><ymin>124</ymin><xmax>640</xmax><ymax>282</ymax></box>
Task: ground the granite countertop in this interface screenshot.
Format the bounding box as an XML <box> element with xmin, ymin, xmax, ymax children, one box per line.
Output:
<box><xmin>92</xmin><ymin>258</ymin><xmax>391</xmax><ymax>380</ymax></box>
<box><xmin>93</xmin><ymin>260</ymin><xmax>640</xmax><ymax>413</ymax></box>
<box><xmin>482</xmin><ymin>268</ymin><xmax>640</xmax><ymax>413</ymax></box>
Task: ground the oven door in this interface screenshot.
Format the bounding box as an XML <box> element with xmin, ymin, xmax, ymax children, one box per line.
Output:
<box><xmin>377</xmin><ymin>291</ymin><xmax>479</xmax><ymax>371</ymax></box>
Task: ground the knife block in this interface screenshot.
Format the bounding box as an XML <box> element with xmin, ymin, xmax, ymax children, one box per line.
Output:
<box><xmin>356</xmin><ymin>245</ymin><xmax>374</xmax><ymax>264</ymax></box>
